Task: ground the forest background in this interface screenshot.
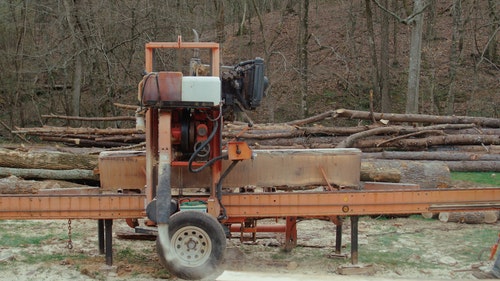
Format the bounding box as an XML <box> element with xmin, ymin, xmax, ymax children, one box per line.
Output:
<box><xmin>0</xmin><ymin>0</ymin><xmax>498</xmax><ymax>139</ymax></box>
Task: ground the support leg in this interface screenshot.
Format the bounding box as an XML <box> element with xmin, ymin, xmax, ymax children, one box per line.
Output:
<box><xmin>105</xmin><ymin>219</ymin><xmax>113</xmax><ymax>266</ymax></box>
<box><xmin>335</xmin><ymin>221</ymin><xmax>343</xmax><ymax>255</ymax></box>
<box><xmin>98</xmin><ymin>219</ymin><xmax>104</xmax><ymax>255</ymax></box>
<box><xmin>350</xmin><ymin>216</ymin><xmax>358</xmax><ymax>264</ymax></box>
<box><xmin>284</xmin><ymin>216</ymin><xmax>297</xmax><ymax>251</ymax></box>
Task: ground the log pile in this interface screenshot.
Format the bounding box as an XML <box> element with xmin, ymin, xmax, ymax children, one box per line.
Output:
<box><xmin>0</xmin><ymin>148</ymin><xmax>99</xmax><ymax>182</ymax></box>
<box><xmin>438</xmin><ymin>211</ymin><xmax>499</xmax><ymax>224</ymax></box>
<box><xmin>9</xmin><ymin>108</ymin><xmax>500</xmax><ymax>173</ymax></box>
<box><xmin>13</xmin><ymin>126</ymin><xmax>145</xmax><ymax>148</ymax></box>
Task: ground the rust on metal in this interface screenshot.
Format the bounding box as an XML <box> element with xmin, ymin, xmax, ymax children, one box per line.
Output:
<box><xmin>226</xmin><ymin>141</ymin><xmax>253</xmax><ymax>161</ymax></box>
<box><xmin>221</xmin><ymin>188</ymin><xmax>500</xmax><ymax>217</ymax></box>
<box><xmin>0</xmin><ymin>194</ymin><xmax>145</xmax><ymax>220</ymax></box>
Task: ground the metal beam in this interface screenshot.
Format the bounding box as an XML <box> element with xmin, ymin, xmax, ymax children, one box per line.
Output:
<box><xmin>222</xmin><ymin>188</ymin><xmax>500</xmax><ymax>217</ymax></box>
<box><xmin>0</xmin><ymin>194</ymin><xmax>145</xmax><ymax>220</ymax></box>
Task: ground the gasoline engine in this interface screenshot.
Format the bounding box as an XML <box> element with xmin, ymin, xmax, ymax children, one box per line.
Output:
<box><xmin>138</xmin><ymin>57</ymin><xmax>267</xmax><ymax>164</ymax></box>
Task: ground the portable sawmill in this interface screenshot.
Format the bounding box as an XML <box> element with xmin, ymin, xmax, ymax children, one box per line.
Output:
<box><xmin>0</xmin><ymin>37</ymin><xmax>499</xmax><ymax>281</ymax></box>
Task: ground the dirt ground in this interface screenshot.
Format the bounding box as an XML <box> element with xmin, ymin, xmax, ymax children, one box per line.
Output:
<box><xmin>0</xmin><ymin>211</ymin><xmax>498</xmax><ymax>281</ymax></box>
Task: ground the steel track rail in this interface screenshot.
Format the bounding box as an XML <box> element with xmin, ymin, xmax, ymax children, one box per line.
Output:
<box><xmin>0</xmin><ymin>194</ymin><xmax>145</xmax><ymax>220</ymax></box>
<box><xmin>222</xmin><ymin>187</ymin><xmax>500</xmax><ymax>217</ymax></box>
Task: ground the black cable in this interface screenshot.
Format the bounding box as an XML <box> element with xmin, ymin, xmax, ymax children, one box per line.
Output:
<box><xmin>188</xmin><ymin>119</ymin><xmax>220</xmax><ymax>173</ymax></box>
<box><xmin>216</xmin><ymin>160</ymin><xmax>240</xmax><ymax>220</ymax></box>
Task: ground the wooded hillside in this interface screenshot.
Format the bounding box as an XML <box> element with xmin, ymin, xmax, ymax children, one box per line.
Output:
<box><xmin>0</xmin><ymin>0</ymin><xmax>498</xmax><ymax>138</ymax></box>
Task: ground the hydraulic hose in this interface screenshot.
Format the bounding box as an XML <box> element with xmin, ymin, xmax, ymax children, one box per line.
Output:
<box><xmin>188</xmin><ymin>119</ymin><xmax>222</xmax><ymax>173</ymax></box>
<box><xmin>216</xmin><ymin>160</ymin><xmax>239</xmax><ymax>220</ymax></box>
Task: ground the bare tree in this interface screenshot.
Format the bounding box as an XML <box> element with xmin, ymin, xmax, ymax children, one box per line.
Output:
<box><xmin>298</xmin><ymin>0</ymin><xmax>310</xmax><ymax>118</ymax></box>
<box><xmin>62</xmin><ymin>0</ymin><xmax>83</xmax><ymax>118</ymax></box>
<box><xmin>486</xmin><ymin>0</ymin><xmax>499</xmax><ymax>64</ymax></box>
<box><xmin>421</xmin><ymin>0</ymin><xmax>437</xmax><ymax>114</ymax></box>
<box><xmin>405</xmin><ymin>0</ymin><xmax>425</xmax><ymax>114</ymax></box>
<box><xmin>214</xmin><ymin>0</ymin><xmax>226</xmax><ymax>43</ymax></box>
<box><xmin>446</xmin><ymin>0</ymin><xmax>464</xmax><ymax>115</ymax></box>
<box><xmin>373</xmin><ymin>0</ymin><xmax>428</xmax><ymax>114</ymax></box>
<box><xmin>379</xmin><ymin>0</ymin><xmax>391</xmax><ymax>112</ymax></box>
<box><xmin>364</xmin><ymin>0</ymin><xmax>380</xmax><ymax>107</ymax></box>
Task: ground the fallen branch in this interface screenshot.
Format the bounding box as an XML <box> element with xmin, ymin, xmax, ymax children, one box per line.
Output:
<box><xmin>336</xmin><ymin>124</ymin><xmax>477</xmax><ymax>148</ymax></box>
<box><xmin>14</xmin><ymin>126</ymin><xmax>141</xmax><ymax>135</ymax></box>
<box><xmin>41</xmin><ymin>114</ymin><xmax>135</xmax><ymax>121</ymax></box>
<box><xmin>333</xmin><ymin>108</ymin><xmax>500</xmax><ymax>128</ymax></box>
<box><xmin>376</xmin><ymin>130</ymin><xmax>445</xmax><ymax>147</ymax></box>
<box><xmin>286</xmin><ymin>110</ymin><xmax>336</xmax><ymax>126</ymax></box>
<box><xmin>113</xmin><ymin>103</ymin><xmax>139</xmax><ymax>111</ymax></box>
<box><xmin>354</xmin><ymin>134</ymin><xmax>499</xmax><ymax>148</ymax></box>
<box><xmin>365</xmin><ymin>151</ymin><xmax>500</xmax><ymax>161</ymax></box>
<box><xmin>0</xmin><ymin>120</ymin><xmax>30</xmax><ymax>143</ymax></box>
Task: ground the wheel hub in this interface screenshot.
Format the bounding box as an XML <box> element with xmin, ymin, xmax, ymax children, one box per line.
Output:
<box><xmin>171</xmin><ymin>226</ymin><xmax>211</xmax><ymax>267</ymax></box>
<box><xmin>185</xmin><ymin>237</ymin><xmax>198</xmax><ymax>250</ymax></box>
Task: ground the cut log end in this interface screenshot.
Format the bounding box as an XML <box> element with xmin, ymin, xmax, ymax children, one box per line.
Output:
<box><xmin>438</xmin><ymin>211</ymin><xmax>498</xmax><ymax>224</ymax></box>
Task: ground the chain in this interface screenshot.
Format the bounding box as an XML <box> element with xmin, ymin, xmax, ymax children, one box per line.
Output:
<box><xmin>67</xmin><ymin>219</ymin><xmax>73</xmax><ymax>250</ymax></box>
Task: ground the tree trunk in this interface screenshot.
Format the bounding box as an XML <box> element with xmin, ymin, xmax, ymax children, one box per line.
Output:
<box><xmin>369</xmin><ymin>151</ymin><xmax>500</xmax><ymax>161</ymax></box>
<box><xmin>486</xmin><ymin>0</ymin><xmax>499</xmax><ymax>63</ymax></box>
<box><xmin>365</xmin><ymin>0</ymin><xmax>380</xmax><ymax>102</ymax></box>
<box><xmin>0</xmin><ymin>175</ymin><xmax>94</xmax><ymax>194</ymax></box>
<box><xmin>380</xmin><ymin>0</ymin><xmax>391</xmax><ymax>112</ymax></box>
<box><xmin>0</xmin><ymin>167</ymin><xmax>98</xmax><ymax>181</ymax></box>
<box><xmin>406</xmin><ymin>0</ymin><xmax>425</xmax><ymax>114</ymax></box>
<box><xmin>361</xmin><ymin>160</ymin><xmax>451</xmax><ymax>188</ymax></box>
<box><xmin>333</xmin><ymin>108</ymin><xmax>500</xmax><ymax>127</ymax></box>
<box><xmin>63</xmin><ymin>0</ymin><xmax>83</xmax><ymax>119</ymax></box>
<box><xmin>439</xmin><ymin>211</ymin><xmax>498</xmax><ymax>224</ymax></box>
<box><xmin>214</xmin><ymin>0</ymin><xmax>226</xmax><ymax>43</ymax></box>
<box><xmin>0</xmin><ymin>175</ymin><xmax>40</xmax><ymax>194</ymax></box>
<box><xmin>361</xmin><ymin>162</ymin><xmax>401</xmax><ymax>183</ymax></box>
<box><xmin>355</xmin><ymin>134</ymin><xmax>500</xmax><ymax>149</ymax></box>
<box><xmin>0</xmin><ymin>148</ymin><xmax>98</xmax><ymax>170</ymax></box>
<box><xmin>421</xmin><ymin>212</ymin><xmax>438</xmax><ymax>219</ymax></box>
<box><xmin>445</xmin><ymin>161</ymin><xmax>500</xmax><ymax>172</ymax></box>
<box><xmin>298</xmin><ymin>0</ymin><xmax>310</xmax><ymax>118</ymax></box>
<box><xmin>446</xmin><ymin>0</ymin><xmax>463</xmax><ymax>115</ymax></box>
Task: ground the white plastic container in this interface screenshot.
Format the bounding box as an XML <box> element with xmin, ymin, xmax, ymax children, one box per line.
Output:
<box><xmin>182</xmin><ymin>76</ymin><xmax>221</xmax><ymax>106</ymax></box>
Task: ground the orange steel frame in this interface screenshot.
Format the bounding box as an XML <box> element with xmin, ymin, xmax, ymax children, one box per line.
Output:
<box><xmin>0</xmin><ymin>187</ymin><xmax>498</xmax><ymax>221</ymax></box>
<box><xmin>144</xmin><ymin>37</ymin><xmax>223</xmax><ymax>219</ymax></box>
<box><xmin>222</xmin><ymin>188</ymin><xmax>500</xmax><ymax>217</ymax></box>
<box><xmin>0</xmin><ymin>194</ymin><xmax>145</xmax><ymax>220</ymax></box>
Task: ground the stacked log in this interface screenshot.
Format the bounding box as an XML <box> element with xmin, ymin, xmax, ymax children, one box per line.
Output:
<box><xmin>12</xmin><ymin>126</ymin><xmax>145</xmax><ymax>148</ymax></box>
<box><xmin>8</xmin><ymin>108</ymin><xmax>500</xmax><ymax>174</ymax></box>
<box><xmin>0</xmin><ymin>148</ymin><xmax>99</xmax><ymax>182</ymax></box>
<box><xmin>438</xmin><ymin>211</ymin><xmax>499</xmax><ymax>224</ymax></box>
<box><xmin>361</xmin><ymin>160</ymin><xmax>451</xmax><ymax>189</ymax></box>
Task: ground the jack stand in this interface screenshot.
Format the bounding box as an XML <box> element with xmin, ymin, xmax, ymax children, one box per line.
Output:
<box><xmin>98</xmin><ymin>220</ymin><xmax>104</xmax><ymax>254</ymax></box>
<box><xmin>335</xmin><ymin>220</ymin><xmax>343</xmax><ymax>255</ymax></box>
<box><xmin>350</xmin><ymin>216</ymin><xmax>358</xmax><ymax>264</ymax></box>
<box><xmin>98</xmin><ymin>219</ymin><xmax>114</xmax><ymax>266</ymax></box>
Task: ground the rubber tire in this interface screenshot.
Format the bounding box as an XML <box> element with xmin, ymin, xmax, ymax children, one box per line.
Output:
<box><xmin>156</xmin><ymin>211</ymin><xmax>226</xmax><ymax>280</ymax></box>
